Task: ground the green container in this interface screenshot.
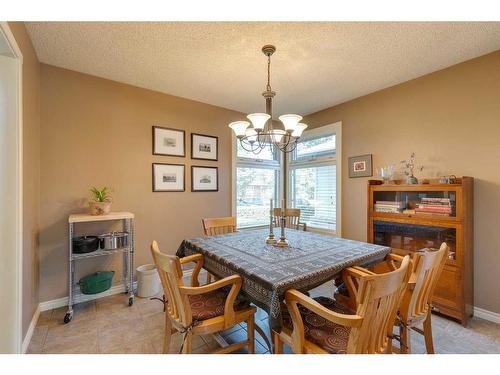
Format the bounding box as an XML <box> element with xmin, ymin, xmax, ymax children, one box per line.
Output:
<box><xmin>79</xmin><ymin>271</ymin><xmax>114</xmax><ymax>295</ymax></box>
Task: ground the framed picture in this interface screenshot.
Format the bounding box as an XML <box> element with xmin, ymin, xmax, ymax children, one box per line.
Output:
<box><xmin>348</xmin><ymin>154</ymin><xmax>373</xmax><ymax>178</ymax></box>
<box><xmin>153</xmin><ymin>126</ymin><xmax>185</xmax><ymax>157</ymax></box>
<box><xmin>152</xmin><ymin>163</ymin><xmax>185</xmax><ymax>192</ymax></box>
<box><xmin>191</xmin><ymin>133</ymin><xmax>218</xmax><ymax>161</ymax></box>
<box><xmin>191</xmin><ymin>166</ymin><xmax>218</xmax><ymax>192</ymax></box>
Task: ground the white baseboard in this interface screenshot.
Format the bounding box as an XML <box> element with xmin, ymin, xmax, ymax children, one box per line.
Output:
<box><xmin>474</xmin><ymin>306</ymin><xmax>500</xmax><ymax>324</ymax></box>
<box><xmin>22</xmin><ymin>304</ymin><xmax>40</xmax><ymax>353</ymax></box>
<box><xmin>39</xmin><ymin>282</ymin><xmax>138</xmax><ymax>312</ymax></box>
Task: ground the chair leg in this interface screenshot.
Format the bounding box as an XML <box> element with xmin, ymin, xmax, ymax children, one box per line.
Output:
<box><xmin>163</xmin><ymin>315</ymin><xmax>172</xmax><ymax>354</ymax></box>
<box><xmin>423</xmin><ymin>309</ymin><xmax>435</xmax><ymax>354</ymax></box>
<box><xmin>182</xmin><ymin>332</ymin><xmax>193</xmax><ymax>354</ymax></box>
<box><xmin>272</xmin><ymin>331</ymin><xmax>283</xmax><ymax>354</ymax></box>
<box><xmin>247</xmin><ymin>316</ymin><xmax>255</xmax><ymax>354</ymax></box>
<box><xmin>399</xmin><ymin>324</ymin><xmax>411</xmax><ymax>354</ymax></box>
<box><xmin>206</xmin><ymin>272</ymin><xmax>212</xmax><ymax>284</ymax></box>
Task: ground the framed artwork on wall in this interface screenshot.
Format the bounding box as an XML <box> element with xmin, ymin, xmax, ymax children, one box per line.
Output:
<box><xmin>152</xmin><ymin>126</ymin><xmax>185</xmax><ymax>157</ymax></box>
<box><xmin>191</xmin><ymin>133</ymin><xmax>218</xmax><ymax>161</ymax></box>
<box><xmin>191</xmin><ymin>166</ymin><xmax>218</xmax><ymax>192</ymax></box>
<box><xmin>348</xmin><ymin>154</ymin><xmax>373</xmax><ymax>178</ymax></box>
<box><xmin>152</xmin><ymin>163</ymin><xmax>185</xmax><ymax>192</ymax></box>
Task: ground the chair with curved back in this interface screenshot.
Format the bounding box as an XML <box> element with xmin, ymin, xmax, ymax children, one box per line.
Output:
<box><xmin>273</xmin><ymin>208</ymin><xmax>306</xmax><ymax>231</ymax></box>
<box><xmin>388</xmin><ymin>242</ymin><xmax>449</xmax><ymax>353</ymax></box>
<box><xmin>202</xmin><ymin>216</ymin><xmax>237</xmax><ymax>236</ymax></box>
<box><xmin>150</xmin><ymin>241</ymin><xmax>256</xmax><ymax>354</ymax></box>
<box><xmin>273</xmin><ymin>255</ymin><xmax>411</xmax><ymax>354</ymax></box>
<box><xmin>201</xmin><ymin>217</ymin><xmax>237</xmax><ymax>284</ymax></box>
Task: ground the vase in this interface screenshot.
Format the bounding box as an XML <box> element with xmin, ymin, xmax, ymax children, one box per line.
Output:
<box><xmin>406</xmin><ymin>175</ymin><xmax>418</xmax><ymax>184</ymax></box>
<box><xmin>89</xmin><ymin>201</ymin><xmax>112</xmax><ymax>215</ymax></box>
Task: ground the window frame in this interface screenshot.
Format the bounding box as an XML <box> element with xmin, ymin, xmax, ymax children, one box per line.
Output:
<box><xmin>231</xmin><ymin>133</ymin><xmax>283</xmax><ymax>229</ymax></box>
<box><xmin>287</xmin><ymin>122</ymin><xmax>342</xmax><ymax>236</ymax></box>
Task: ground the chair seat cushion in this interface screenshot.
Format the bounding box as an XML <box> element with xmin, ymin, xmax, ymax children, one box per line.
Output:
<box><xmin>282</xmin><ymin>296</ymin><xmax>355</xmax><ymax>354</ymax></box>
<box><xmin>188</xmin><ymin>289</ymin><xmax>249</xmax><ymax>321</ymax></box>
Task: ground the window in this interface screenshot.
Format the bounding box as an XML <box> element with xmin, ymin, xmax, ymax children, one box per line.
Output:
<box><xmin>234</xmin><ymin>141</ymin><xmax>280</xmax><ymax>228</ymax></box>
<box><xmin>288</xmin><ymin>125</ymin><xmax>339</xmax><ymax>233</ymax></box>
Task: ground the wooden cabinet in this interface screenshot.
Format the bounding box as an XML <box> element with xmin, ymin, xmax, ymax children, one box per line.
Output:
<box><xmin>367</xmin><ymin>177</ymin><xmax>474</xmax><ymax>326</ymax></box>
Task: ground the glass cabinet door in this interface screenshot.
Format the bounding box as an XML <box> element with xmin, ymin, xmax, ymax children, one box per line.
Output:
<box><xmin>372</xmin><ymin>220</ymin><xmax>459</xmax><ymax>264</ymax></box>
<box><xmin>372</xmin><ymin>190</ymin><xmax>458</xmax><ymax>218</ymax></box>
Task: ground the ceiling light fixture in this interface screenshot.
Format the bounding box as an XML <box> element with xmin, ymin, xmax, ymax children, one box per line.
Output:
<box><xmin>229</xmin><ymin>45</ymin><xmax>307</xmax><ymax>154</ymax></box>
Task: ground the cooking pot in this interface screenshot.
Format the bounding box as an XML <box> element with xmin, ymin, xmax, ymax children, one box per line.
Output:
<box><xmin>72</xmin><ymin>236</ymin><xmax>100</xmax><ymax>254</ymax></box>
<box><xmin>99</xmin><ymin>231</ymin><xmax>128</xmax><ymax>250</ymax></box>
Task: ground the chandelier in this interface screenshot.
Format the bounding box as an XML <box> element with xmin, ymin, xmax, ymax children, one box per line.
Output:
<box><xmin>228</xmin><ymin>45</ymin><xmax>307</xmax><ymax>154</ymax></box>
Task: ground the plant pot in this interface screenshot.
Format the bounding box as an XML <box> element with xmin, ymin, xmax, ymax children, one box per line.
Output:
<box><xmin>89</xmin><ymin>201</ymin><xmax>112</xmax><ymax>215</ymax></box>
<box><xmin>406</xmin><ymin>175</ymin><xmax>418</xmax><ymax>184</ymax></box>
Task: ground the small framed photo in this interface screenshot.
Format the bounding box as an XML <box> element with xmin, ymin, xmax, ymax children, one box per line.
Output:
<box><xmin>191</xmin><ymin>133</ymin><xmax>218</xmax><ymax>161</ymax></box>
<box><xmin>348</xmin><ymin>154</ymin><xmax>373</xmax><ymax>178</ymax></box>
<box><xmin>153</xmin><ymin>126</ymin><xmax>185</xmax><ymax>157</ymax></box>
<box><xmin>152</xmin><ymin>163</ymin><xmax>185</xmax><ymax>192</ymax></box>
<box><xmin>191</xmin><ymin>166</ymin><xmax>218</xmax><ymax>192</ymax></box>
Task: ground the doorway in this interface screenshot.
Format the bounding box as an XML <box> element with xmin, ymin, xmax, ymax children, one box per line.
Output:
<box><xmin>0</xmin><ymin>22</ymin><xmax>23</xmax><ymax>354</ymax></box>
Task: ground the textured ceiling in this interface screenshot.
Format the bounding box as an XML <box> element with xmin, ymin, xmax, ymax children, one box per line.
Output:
<box><xmin>26</xmin><ymin>22</ymin><xmax>500</xmax><ymax>116</ymax></box>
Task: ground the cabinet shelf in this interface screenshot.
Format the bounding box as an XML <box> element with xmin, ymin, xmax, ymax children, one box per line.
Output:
<box><xmin>371</xmin><ymin>211</ymin><xmax>461</xmax><ymax>224</ymax></box>
<box><xmin>71</xmin><ymin>247</ymin><xmax>129</xmax><ymax>261</ymax></box>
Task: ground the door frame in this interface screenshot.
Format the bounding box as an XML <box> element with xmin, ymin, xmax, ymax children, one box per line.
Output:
<box><xmin>0</xmin><ymin>22</ymin><xmax>23</xmax><ymax>353</ymax></box>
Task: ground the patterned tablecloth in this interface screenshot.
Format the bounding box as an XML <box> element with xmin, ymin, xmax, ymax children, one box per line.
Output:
<box><xmin>176</xmin><ymin>228</ymin><xmax>390</xmax><ymax>332</ymax></box>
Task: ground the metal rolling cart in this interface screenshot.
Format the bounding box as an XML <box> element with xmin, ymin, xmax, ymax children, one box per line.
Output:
<box><xmin>65</xmin><ymin>211</ymin><xmax>135</xmax><ymax>323</ymax></box>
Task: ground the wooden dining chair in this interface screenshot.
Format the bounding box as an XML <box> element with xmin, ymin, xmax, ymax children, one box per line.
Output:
<box><xmin>151</xmin><ymin>241</ymin><xmax>256</xmax><ymax>354</ymax></box>
<box><xmin>202</xmin><ymin>216</ymin><xmax>237</xmax><ymax>236</ymax></box>
<box><xmin>201</xmin><ymin>216</ymin><xmax>237</xmax><ymax>283</ymax></box>
<box><xmin>272</xmin><ymin>255</ymin><xmax>411</xmax><ymax>354</ymax></box>
<box><xmin>386</xmin><ymin>243</ymin><xmax>449</xmax><ymax>354</ymax></box>
<box><xmin>273</xmin><ymin>208</ymin><xmax>306</xmax><ymax>231</ymax></box>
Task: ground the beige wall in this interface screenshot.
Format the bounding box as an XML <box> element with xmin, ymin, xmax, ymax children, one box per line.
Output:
<box><xmin>304</xmin><ymin>50</ymin><xmax>500</xmax><ymax>314</ymax></box>
<box><xmin>9</xmin><ymin>22</ymin><xmax>41</xmax><ymax>339</ymax></box>
<box><xmin>39</xmin><ymin>64</ymin><xmax>242</xmax><ymax>302</ymax></box>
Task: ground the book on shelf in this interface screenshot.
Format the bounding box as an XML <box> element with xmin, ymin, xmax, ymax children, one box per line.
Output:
<box><xmin>416</xmin><ymin>205</ymin><xmax>452</xmax><ymax>212</ymax></box>
<box><xmin>420</xmin><ymin>198</ymin><xmax>451</xmax><ymax>206</ymax></box>
<box><xmin>374</xmin><ymin>200</ymin><xmax>405</xmax><ymax>213</ymax></box>
<box><xmin>415</xmin><ymin>211</ymin><xmax>450</xmax><ymax>217</ymax></box>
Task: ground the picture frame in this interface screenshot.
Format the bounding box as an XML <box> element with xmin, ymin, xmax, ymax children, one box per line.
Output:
<box><xmin>152</xmin><ymin>126</ymin><xmax>185</xmax><ymax>157</ymax></box>
<box><xmin>152</xmin><ymin>163</ymin><xmax>185</xmax><ymax>192</ymax></box>
<box><xmin>191</xmin><ymin>133</ymin><xmax>218</xmax><ymax>161</ymax></box>
<box><xmin>191</xmin><ymin>166</ymin><xmax>218</xmax><ymax>192</ymax></box>
<box><xmin>348</xmin><ymin>154</ymin><xmax>373</xmax><ymax>178</ymax></box>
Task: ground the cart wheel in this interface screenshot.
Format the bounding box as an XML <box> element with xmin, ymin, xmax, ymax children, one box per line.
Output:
<box><xmin>63</xmin><ymin>312</ymin><xmax>72</xmax><ymax>324</ymax></box>
<box><xmin>128</xmin><ymin>297</ymin><xmax>134</xmax><ymax>306</ymax></box>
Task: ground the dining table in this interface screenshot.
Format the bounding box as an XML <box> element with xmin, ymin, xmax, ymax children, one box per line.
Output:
<box><xmin>176</xmin><ymin>227</ymin><xmax>391</xmax><ymax>338</ymax></box>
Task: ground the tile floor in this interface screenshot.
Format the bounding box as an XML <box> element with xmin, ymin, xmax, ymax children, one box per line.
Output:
<box><xmin>28</xmin><ymin>281</ymin><xmax>500</xmax><ymax>354</ymax></box>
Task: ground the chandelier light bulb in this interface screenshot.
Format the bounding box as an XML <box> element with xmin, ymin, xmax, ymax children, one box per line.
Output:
<box><xmin>247</xmin><ymin>113</ymin><xmax>271</xmax><ymax>131</ymax></box>
<box><xmin>270</xmin><ymin>129</ymin><xmax>286</xmax><ymax>143</ymax></box>
<box><xmin>279</xmin><ymin>114</ymin><xmax>302</xmax><ymax>132</ymax></box>
<box><xmin>245</xmin><ymin>127</ymin><xmax>258</xmax><ymax>143</ymax></box>
<box><xmin>228</xmin><ymin>121</ymin><xmax>250</xmax><ymax>138</ymax></box>
<box><xmin>292</xmin><ymin>123</ymin><xmax>308</xmax><ymax>137</ymax></box>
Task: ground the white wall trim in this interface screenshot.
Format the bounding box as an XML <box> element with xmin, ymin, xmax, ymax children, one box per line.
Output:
<box><xmin>0</xmin><ymin>21</ymin><xmax>24</xmax><ymax>354</ymax></box>
<box><xmin>231</xmin><ymin>132</ymin><xmax>237</xmax><ymax>217</ymax></box>
<box><xmin>474</xmin><ymin>306</ymin><xmax>500</xmax><ymax>324</ymax></box>
<box><xmin>21</xmin><ymin>304</ymin><xmax>40</xmax><ymax>354</ymax></box>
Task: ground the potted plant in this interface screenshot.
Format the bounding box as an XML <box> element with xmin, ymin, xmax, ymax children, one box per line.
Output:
<box><xmin>401</xmin><ymin>152</ymin><xmax>424</xmax><ymax>184</ymax></box>
<box><xmin>89</xmin><ymin>186</ymin><xmax>112</xmax><ymax>215</ymax></box>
